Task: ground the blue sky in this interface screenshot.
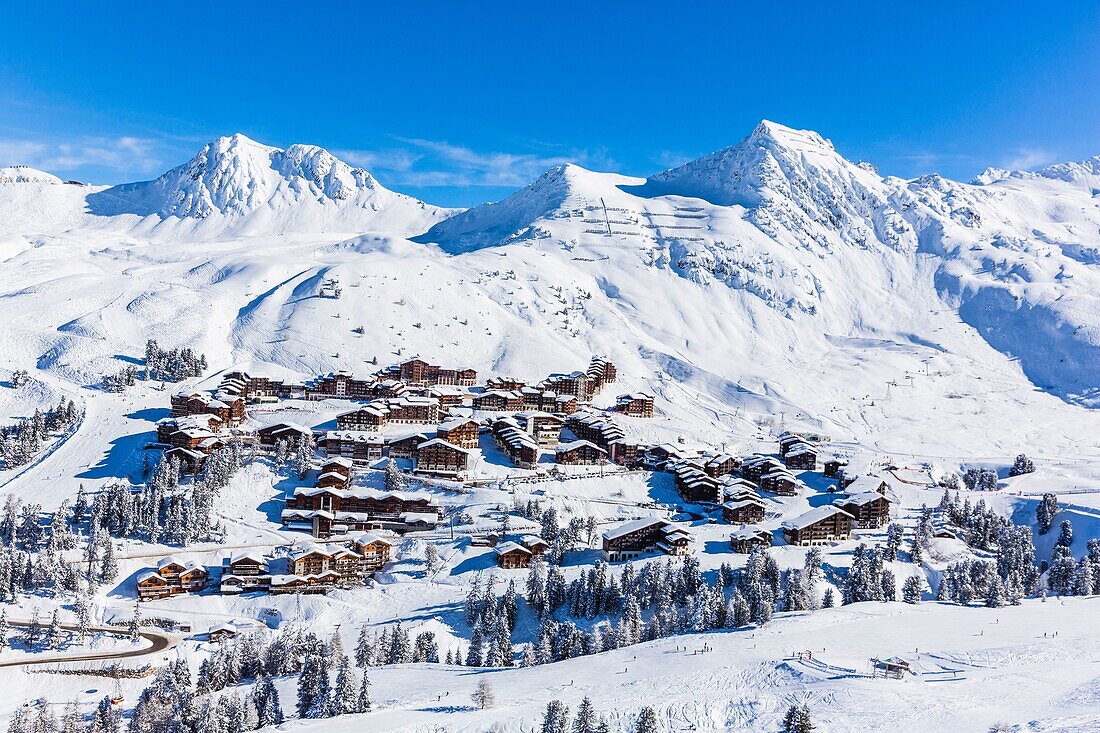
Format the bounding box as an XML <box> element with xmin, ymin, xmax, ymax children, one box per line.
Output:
<box><xmin>2</xmin><ymin>2</ymin><xmax>1098</xmax><ymax>207</ymax></box>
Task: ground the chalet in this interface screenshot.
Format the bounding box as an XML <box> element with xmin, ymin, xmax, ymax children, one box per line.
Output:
<box><xmin>608</xmin><ymin>441</ymin><xmax>643</xmax><ymax>468</ymax></box>
<box><xmin>320</xmin><ymin>431</ymin><xmax>385</xmax><ymax>463</ymax></box>
<box><xmin>170</xmin><ymin>391</ymin><xmax>246</xmax><ymax>427</ymax></box>
<box><xmin>486</xmin><ymin>376</ymin><xmax>526</xmax><ymax>391</ymax></box>
<box><xmin>422</xmin><ymin>384</ymin><xmax>459</xmax><ymax>404</ymax></box>
<box><xmin>320</xmin><ymin>457</ymin><xmax>353</xmax><ymax>477</ymax></box>
<box><xmin>309</xmin><ymin>371</ymin><xmax>375</xmax><ymax>399</ymax></box>
<box><xmin>493</xmin><ymin>420</ymin><xmax>540</xmax><ymax>468</ymax></box>
<box><xmin>257</xmin><ymin>422</ymin><xmax>313</xmax><ymax>448</ymax></box>
<box><xmin>669</xmin><ymin>461</ymin><xmax>721</xmax><ymax>504</ymax></box>
<box><xmin>222</xmin><ymin>371</ymin><xmax>287</xmax><ymax>399</ymax></box>
<box><xmin>396</xmin><ymin>358</ymin><xmax>477</xmax><ymax>387</ymax></box>
<box><xmin>351</xmin><ymin>533</ymin><xmax>394</xmax><ymax>571</ymax></box>
<box><xmin>781</xmin><ymin>506</ymin><xmax>854</xmax><ymax>546</ymax></box>
<box><xmin>602</xmin><ymin>518</ymin><xmax>692</xmax><ymax>562</ymax></box>
<box><xmin>784</xmin><ymin>442</ymin><xmax>818</xmax><ymax>471</ymax></box>
<box><xmin>615</xmin><ymin>393</ymin><xmax>654</xmax><ymax>418</ymax></box>
<box><xmin>382</xmin><ymin>395</ymin><xmax>441</xmax><ymax>424</ymax></box>
<box><xmin>336</xmin><ymin>405</ymin><xmax>389</xmax><ymax>431</ymax></box>
<box><xmin>719</xmin><ymin>476</ymin><xmax>761</xmax><ymax>501</ymax></box>
<box><xmin>386</xmin><ymin>432</ymin><xmax>431</xmax><ymax>460</ymax></box>
<box><xmin>541</xmin><ymin>371</ymin><xmax>592</xmax><ymax>402</ymax></box>
<box><xmin>494</xmin><ymin>541</ymin><xmax>533</xmax><ymax>569</ymax></box>
<box><xmin>551</xmin><ymin>394</ymin><xmax>579</xmax><ymax>415</ymax></box>
<box><xmin>729</xmin><ymin>528</ymin><xmax>773</xmax><ymax>553</ymax></box>
<box><xmin>415</xmin><ymin>438</ymin><xmax>470</xmax><ymax>479</ymax></box>
<box><xmin>289</xmin><ymin>544</ymin><xmax>336</xmax><ymax>577</ymax></box>
<box><xmin>208</xmin><ymin>624</ymin><xmax>239</xmax><ymax>643</ymax></box>
<box><xmin>555</xmin><ymin>440</ymin><xmax>607</xmax><ymax>465</ymax></box>
<box><xmin>834</xmin><ymin>491</ymin><xmax>892</xmax><ymax>529</ymax></box>
<box><xmin>704</xmin><ymin>454</ymin><xmax>739</xmax><ymax>478</ymax></box>
<box><xmin>646</xmin><ymin>442</ymin><xmax>701</xmax><ymax>470</ymax></box>
<box><xmin>516</xmin><ymin>411</ymin><xmax>564</xmax><ymax>446</ymax></box>
<box><xmin>436</xmin><ymin>417</ymin><xmax>480</xmax><ymax>449</ymax></box>
<box><xmin>136</xmin><ymin>571</ymin><xmax>173</xmax><ymax>601</ymax></box>
<box><xmin>164</xmin><ymin>447</ymin><xmax>206</xmax><ymax>474</ymax></box>
<box><xmin>473</xmin><ymin>391</ymin><xmax>524</xmax><ymax>412</ymax></box>
<box><xmin>760</xmin><ymin>468</ymin><xmax>803</xmax><ymax>496</ymax></box>
<box><xmin>565</xmin><ymin>411</ymin><xmax>625</xmax><ymax>452</ymax></box>
<box><xmin>721</xmin><ymin>498</ymin><xmax>768</xmax><ymax>524</ymax></box>
<box><xmin>226</xmin><ymin>551</ymin><xmax>269</xmax><ymax>577</ymax></box>
<box><xmin>137</xmin><ymin>557</ymin><xmax>209</xmax><ymax>600</ymax></box>
<box><xmin>316</xmin><ymin>470</ymin><xmax>351</xmax><ymax>490</ymax></box>
<box><xmin>283</xmin><ymin>487</ymin><xmax>440</xmax><ymax>538</ymax></box>
<box><xmin>823</xmin><ymin>458</ymin><xmax>849</xmax><ymax>479</ymax></box>
<box><xmin>741</xmin><ymin>455</ymin><xmax>785</xmax><ymax>484</ymax></box>
<box><xmin>520</xmin><ymin>535</ymin><xmax>549</xmax><ymax>555</ymax></box>
<box><xmin>156</xmin><ymin>415</ymin><xmax>220</xmax><ymax>444</ymax></box>
<box><xmin>845</xmin><ymin>476</ymin><xmax>890</xmax><ymax>496</ymax></box>
<box><xmin>777</xmin><ymin>432</ymin><xmax>808</xmax><ymax>457</ymax></box>
<box><xmin>586</xmin><ymin>356</ymin><xmax>617</xmax><ymax>392</ymax></box>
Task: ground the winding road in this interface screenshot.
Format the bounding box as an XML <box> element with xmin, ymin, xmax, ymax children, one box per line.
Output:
<box><xmin>0</xmin><ymin>619</ymin><xmax>179</xmax><ymax>669</ymax></box>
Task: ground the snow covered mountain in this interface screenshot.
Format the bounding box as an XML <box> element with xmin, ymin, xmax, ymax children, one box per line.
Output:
<box><xmin>4</xmin><ymin>121</ymin><xmax>1100</xmax><ymax>457</ymax></box>
<box><xmin>418</xmin><ymin>121</ymin><xmax>1100</xmax><ymax>408</ymax></box>
<box><xmin>0</xmin><ymin>135</ymin><xmax>452</xmax><ymax>238</ymax></box>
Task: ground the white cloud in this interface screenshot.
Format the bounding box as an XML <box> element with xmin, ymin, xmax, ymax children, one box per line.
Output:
<box><xmin>0</xmin><ymin>135</ymin><xmax>166</xmax><ymax>176</ymax></box>
<box><xmin>1000</xmin><ymin>147</ymin><xmax>1056</xmax><ymax>172</ymax></box>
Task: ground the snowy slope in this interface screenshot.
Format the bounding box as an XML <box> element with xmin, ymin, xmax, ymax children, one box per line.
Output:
<box><xmin>0</xmin><ymin>166</ymin><xmax>63</xmax><ymax>184</ymax></box>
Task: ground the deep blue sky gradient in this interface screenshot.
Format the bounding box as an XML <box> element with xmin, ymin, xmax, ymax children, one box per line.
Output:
<box><xmin>2</xmin><ymin>2</ymin><xmax>1098</xmax><ymax>206</ymax></box>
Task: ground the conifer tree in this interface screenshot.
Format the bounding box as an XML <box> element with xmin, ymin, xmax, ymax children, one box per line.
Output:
<box><xmin>472</xmin><ymin>679</ymin><xmax>495</xmax><ymax>710</ymax></box>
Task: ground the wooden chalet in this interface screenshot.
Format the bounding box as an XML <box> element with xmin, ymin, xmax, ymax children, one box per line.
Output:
<box><xmin>351</xmin><ymin>533</ymin><xmax>394</xmax><ymax>571</ymax></box>
<box><xmin>308</xmin><ymin>371</ymin><xmax>375</xmax><ymax>399</ymax></box>
<box><xmin>833</xmin><ymin>492</ymin><xmax>892</xmax><ymax>529</ymax></box>
<box><xmin>486</xmin><ymin>376</ymin><xmax>526</xmax><ymax>391</ymax></box>
<box><xmin>704</xmin><ymin>453</ymin><xmax>739</xmax><ymax>478</ymax></box>
<box><xmin>823</xmin><ymin>458</ymin><xmax>849</xmax><ymax>479</ymax></box>
<box><xmin>473</xmin><ymin>390</ymin><xmax>525</xmax><ymax>412</ymax></box>
<box><xmin>436</xmin><ymin>417</ymin><xmax>480</xmax><ymax>449</ymax></box>
<box><xmin>781</xmin><ymin>506</ymin><xmax>854</xmax><ymax>546</ymax></box>
<box><xmin>257</xmin><ymin>422</ymin><xmax>313</xmax><ymax>448</ymax></box>
<box><xmin>721</xmin><ymin>498</ymin><xmax>767</xmax><ymax>524</ymax></box>
<box><xmin>492</xmin><ymin>418</ymin><xmax>541</xmax><ymax>468</ymax></box>
<box><xmin>164</xmin><ymin>447</ymin><xmax>206</xmax><ymax>474</ymax></box>
<box><xmin>386</xmin><ymin>432</ymin><xmax>431</xmax><ymax>460</ymax></box>
<box><xmin>741</xmin><ymin>455</ymin><xmax>785</xmax><ymax>484</ymax></box>
<box><xmin>517</xmin><ymin>411</ymin><xmax>564</xmax><ymax>446</ymax></box>
<box><xmin>415</xmin><ymin>438</ymin><xmax>470</xmax><ymax>479</ymax></box>
<box><xmin>336</xmin><ymin>405</ymin><xmax>389</xmax><ymax>431</ymax></box>
<box><xmin>282</xmin><ymin>485</ymin><xmax>440</xmax><ymax>537</ymax></box>
<box><xmin>729</xmin><ymin>527</ymin><xmax>773</xmax><ymax>553</ymax></box>
<box><xmin>760</xmin><ymin>468</ymin><xmax>803</xmax><ymax>496</ymax></box>
<box><xmin>137</xmin><ymin>557</ymin><xmax>209</xmax><ymax>601</ymax></box>
<box><xmin>784</xmin><ymin>442</ymin><xmax>818</xmax><ymax>471</ymax></box>
<box><xmin>554</xmin><ymin>440</ymin><xmax>607</xmax><ymax>465</ymax></box>
<box><xmin>136</xmin><ymin>572</ymin><xmax>173</xmax><ymax>601</ymax></box>
<box><xmin>586</xmin><ymin>356</ymin><xmax>618</xmax><ymax>392</ymax></box>
<box><xmin>320</xmin><ymin>430</ymin><xmax>384</xmax><ymax>463</ymax></box>
<box><xmin>669</xmin><ymin>460</ymin><xmax>722</xmax><ymax>504</ymax></box>
<box><xmin>493</xmin><ymin>541</ymin><xmax>533</xmax><ymax>569</ymax></box>
<box><xmin>615</xmin><ymin>393</ymin><xmax>654</xmax><ymax>418</ymax></box>
<box><xmin>541</xmin><ymin>371</ymin><xmax>592</xmax><ymax>402</ymax></box>
<box><xmin>602</xmin><ymin>518</ymin><xmax>692</xmax><ymax>562</ymax></box>
<box><xmin>397</xmin><ymin>358</ymin><xmax>477</xmax><ymax>387</ymax></box>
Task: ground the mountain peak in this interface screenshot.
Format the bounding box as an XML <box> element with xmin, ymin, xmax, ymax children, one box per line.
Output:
<box><xmin>84</xmin><ymin>135</ymin><xmax>449</xmax><ymax>234</ymax></box>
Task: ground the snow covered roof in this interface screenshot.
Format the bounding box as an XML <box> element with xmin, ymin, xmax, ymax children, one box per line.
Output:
<box><xmin>556</xmin><ymin>439</ymin><xmax>606</xmax><ymax>453</ymax></box>
<box><xmin>730</xmin><ymin>527</ymin><xmax>771</xmax><ymax>540</ymax></box>
<box><xmin>353</xmin><ymin>532</ymin><xmax>393</xmax><ymax>547</ymax></box>
<box><xmin>835</xmin><ymin>491</ymin><xmax>891</xmax><ymax>508</ymax></box>
<box><xmin>417</xmin><ymin>438</ymin><xmax>470</xmax><ymax>453</ymax></box>
<box><xmin>722</xmin><ymin>498</ymin><xmax>766</xmax><ymax>511</ymax></box>
<box><xmin>781</xmin><ymin>505</ymin><xmax>854</xmax><ymax>530</ymax></box>
<box><xmin>603</xmin><ymin>517</ymin><xmax>669</xmax><ymax>540</ymax></box>
<box><xmin>494</xmin><ymin>541</ymin><xmax>531</xmax><ymax>556</ymax></box>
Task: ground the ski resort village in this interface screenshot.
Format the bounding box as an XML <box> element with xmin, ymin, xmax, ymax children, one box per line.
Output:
<box><xmin>4</xmin><ymin>113</ymin><xmax>1100</xmax><ymax>733</ymax></box>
